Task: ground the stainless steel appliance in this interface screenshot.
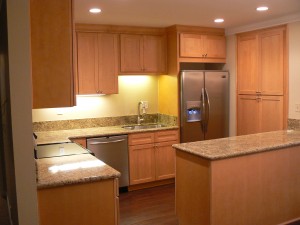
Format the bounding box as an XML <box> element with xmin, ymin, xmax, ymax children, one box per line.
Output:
<box><xmin>180</xmin><ymin>70</ymin><xmax>229</xmax><ymax>143</ymax></box>
<box><xmin>87</xmin><ymin>135</ymin><xmax>129</xmax><ymax>188</ymax></box>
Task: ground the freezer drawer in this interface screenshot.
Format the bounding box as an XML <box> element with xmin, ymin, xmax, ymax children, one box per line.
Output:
<box><xmin>87</xmin><ymin>135</ymin><xmax>129</xmax><ymax>188</ymax></box>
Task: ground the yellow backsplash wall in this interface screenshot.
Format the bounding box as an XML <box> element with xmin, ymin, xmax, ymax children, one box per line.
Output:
<box><xmin>158</xmin><ymin>75</ymin><xmax>178</xmax><ymax>116</ymax></box>
<box><xmin>32</xmin><ymin>76</ymin><xmax>159</xmax><ymax>122</ymax></box>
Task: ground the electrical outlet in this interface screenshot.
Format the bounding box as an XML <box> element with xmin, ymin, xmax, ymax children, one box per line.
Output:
<box><xmin>143</xmin><ymin>101</ymin><xmax>149</xmax><ymax>109</ymax></box>
<box><xmin>296</xmin><ymin>104</ymin><xmax>300</xmax><ymax>113</ymax></box>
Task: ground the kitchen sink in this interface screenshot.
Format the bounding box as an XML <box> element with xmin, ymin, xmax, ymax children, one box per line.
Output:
<box><xmin>122</xmin><ymin>124</ymin><xmax>166</xmax><ymax>130</ymax></box>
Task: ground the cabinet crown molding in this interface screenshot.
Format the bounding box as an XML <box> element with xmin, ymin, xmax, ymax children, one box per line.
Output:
<box><xmin>75</xmin><ymin>23</ymin><xmax>166</xmax><ymax>35</ymax></box>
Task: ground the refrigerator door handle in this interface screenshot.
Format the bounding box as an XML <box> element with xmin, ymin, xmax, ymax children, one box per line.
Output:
<box><xmin>204</xmin><ymin>88</ymin><xmax>211</xmax><ymax>130</ymax></box>
<box><xmin>201</xmin><ymin>88</ymin><xmax>206</xmax><ymax>132</ymax></box>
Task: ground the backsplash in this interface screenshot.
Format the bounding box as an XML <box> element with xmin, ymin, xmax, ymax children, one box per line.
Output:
<box><xmin>33</xmin><ymin>114</ymin><xmax>178</xmax><ymax>132</ymax></box>
<box><xmin>288</xmin><ymin>119</ymin><xmax>300</xmax><ymax>130</ymax></box>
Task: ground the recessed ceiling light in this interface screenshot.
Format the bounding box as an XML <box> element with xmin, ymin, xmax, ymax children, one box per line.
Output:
<box><xmin>214</xmin><ymin>18</ymin><xmax>224</xmax><ymax>23</ymax></box>
<box><xmin>89</xmin><ymin>8</ymin><xmax>101</xmax><ymax>14</ymax></box>
<box><xmin>256</xmin><ymin>6</ymin><xmax>269</xmax><ymax>11</ymax></box>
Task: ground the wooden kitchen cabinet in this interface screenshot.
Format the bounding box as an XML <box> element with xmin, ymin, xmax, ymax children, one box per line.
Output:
<box><xmin>237</xmin><ymin>26</ymin><xmax>287</xmax><ymax>135</ymax></box>
<box><xmin>76</xmin><ymin>32</ymin><xmax>118</xmax><ymax>94</ymax></box>
<box><xmin>30</xmin><ymin>0</ymin><xmax>75</xmax><ymax>108</ymax></box>
<box><xmin>237</xmin><ymin>26</ymin><xmax>285</xmax><ymax>95</ymax></box>
<box><xmin>128</xmin><ymin>130</ymin><xmax>179</xmax><ymax>185</ymax></box>
<box><xmin>38</xmin><ymin>179</ymin><xmax>119</xmax><ymax>225</ymax></box>
<box><xmin>180</xmin><ymin>33</ymin><xmax>226</xmax><ymax>60</ymax></box>
<box><xmin>120</xmin><ymin>34</ymin><xmax>166</xmax><ymax>74</ymax></box>
<box><xmin>237</xmin><ymin>95</ymin><xmax>284</xmax><ymax>135</ymax></box>
<box><xmin>70</xmin><ymin>137</ymin><xmax>87</xmax><ymax>148</ymax></box>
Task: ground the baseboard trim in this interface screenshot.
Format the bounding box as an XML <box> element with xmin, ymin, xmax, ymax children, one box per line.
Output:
<box><xmin>128</xmin><ymin>178</ymin><xmax>175</xmax><ymax>191</ymax></box>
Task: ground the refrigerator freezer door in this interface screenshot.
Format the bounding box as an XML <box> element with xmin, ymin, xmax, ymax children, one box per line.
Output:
<box><xmin>180</xmin><ymin>71</ymin><xmax>205</xmax><ymax>143</ymax></box>
<box><xmin>204</xmin><ymin>71</ymin><xmax>229</xmax><ymax>140</ymax></box>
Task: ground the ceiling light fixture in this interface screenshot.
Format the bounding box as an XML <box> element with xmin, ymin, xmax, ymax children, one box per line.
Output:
<box><xmin>89</xmin><ymin>8</ymin><xmax>101</xmax><ymax>14</ymax></box>
<box><xmin>214</xmin><ymin>18</ymin><xmax>224</xmax><ymax>23</ymax></box>
<box><xmin>256</xmin><ymin>6</ymin><xmax>269</xmax><ymax>11</ymax></box>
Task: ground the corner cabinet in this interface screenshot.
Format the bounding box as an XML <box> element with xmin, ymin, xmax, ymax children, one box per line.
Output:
<box><xmin>128</xmin><ymin>129</ymin><xmax>179</xmax><ymax>185</ymax></box>
<box><xmin>120</xmin><ymin>34</ymin><xmax>166</xmax><ymax>74</ymax></box>
<box><xmin>38</xmin><ymin>179</ymin><xmax>119</xmax><ymax>225</ymax></box>
<box><xmin>76</xmin><ymin>32</ymin><xmax>119</xmax><ymax>95</ymax></box>
<box><xmin>180</xmin><ymin>33</ymin><xmax>226</xmax><ymax>60</ymax></box>
<box><xmin>30</xmin><ymin>0</ymin><xmax>75</xmax><ymax>108</ymax></box>
<box><xmin>237</xmin><ymin>26</ymin><xmax>287</xmax><ymax>135</ymax></box>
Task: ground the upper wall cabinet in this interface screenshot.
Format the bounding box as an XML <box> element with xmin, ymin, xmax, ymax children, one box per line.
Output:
<box><xmin>180</xmin><ymin>33</ymin><xmax>226</xmax><ymax>60</ymax></box>
<box><xmin>30</xmin><ymin>0</ymin><xmax>74</xmax><ymax>108</ymax></box>
<box><xmin>76</xmin><ymin>32</ymin><xmax>119</xmax><ymax>95</ymax></box>
<box><xmin>120</xmin><ymin>34</ymin><xmax>166</xmax><ymax>74</ymax></box>
<box><xmin>166</xmin><ymin>25</ymin><xmax>226</xmax><ymax>74</ymax></box>
<box><xmin>237</xmin><ymin>27</ymin><xmax>285</xmax><ymax>95</ymax></box>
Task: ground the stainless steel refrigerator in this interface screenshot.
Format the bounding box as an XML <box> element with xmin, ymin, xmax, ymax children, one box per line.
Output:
<box><xmin>180</xmin><ymin>70</ymin><xmax>229</xmax><ymax>143</ymax></box>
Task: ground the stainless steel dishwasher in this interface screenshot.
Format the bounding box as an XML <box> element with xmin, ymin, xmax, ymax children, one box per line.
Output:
<box><xmin>87</xmin><ymin>135</ymin><xmax>129</xmax><ymax>188</ymax></box>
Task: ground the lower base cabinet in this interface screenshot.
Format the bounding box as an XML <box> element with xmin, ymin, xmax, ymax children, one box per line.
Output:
<box><xmin>237</xmin><ymin>95</ymin><xmax>284</xmax><ymax>135</ymax></box>
<box><xmin>128</xmin><ymin>129</ymin><xmax>179</xmax><ymax>185</ymax></box>
<box><xmin>38</xmin><ymin>179</ymin><xmax>119</xmax><ymax>225</ymax></box>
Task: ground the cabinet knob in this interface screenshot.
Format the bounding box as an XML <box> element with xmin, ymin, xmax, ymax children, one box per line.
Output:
<box><xmin>205</xmin><ymin>53</ymin><xmax>208</xmax><ymax>57</ymax></box>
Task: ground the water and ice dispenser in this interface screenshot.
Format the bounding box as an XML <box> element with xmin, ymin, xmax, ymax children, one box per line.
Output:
<box><xmin>186</xmin><ymin>101</ymin><xmax>201</xmax><ymax>122</ymax></box>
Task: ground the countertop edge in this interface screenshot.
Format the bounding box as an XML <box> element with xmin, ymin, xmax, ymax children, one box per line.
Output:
<box><xmin>173</xmin><ymin>131</ymin><xmax>300</xmax><ymax>160</ymax></box>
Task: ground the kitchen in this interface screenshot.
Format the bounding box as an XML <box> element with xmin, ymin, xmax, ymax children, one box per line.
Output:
<box><xmin>1</xmin><ymin>0</ymin><xmax>300</xmax><ymax>225</ymax></box>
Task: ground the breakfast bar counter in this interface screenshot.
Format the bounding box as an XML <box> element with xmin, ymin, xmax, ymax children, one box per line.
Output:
<box><xmin>173</xmin><ymin>130</ymin><xmax>300</xmax><ymax>225</ymax></box>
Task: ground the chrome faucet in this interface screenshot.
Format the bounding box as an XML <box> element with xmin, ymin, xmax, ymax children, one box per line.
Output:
<box><xmin>137</xmin><ymin>101</ymin><xmax>145</xmax><ymax>125</ymax></box>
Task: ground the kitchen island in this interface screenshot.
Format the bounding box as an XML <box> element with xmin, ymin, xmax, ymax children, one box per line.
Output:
<box><xmin>173</xmin><ymin>130</ymin><xmax>300</xmax><ymax>225</ymax></box>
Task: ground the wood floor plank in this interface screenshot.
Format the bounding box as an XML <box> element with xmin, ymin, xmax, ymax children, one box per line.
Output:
<box><xmin>119</xmin><ymin>184</ymin><xmax>178</xmax><ymax>225</ymax></box>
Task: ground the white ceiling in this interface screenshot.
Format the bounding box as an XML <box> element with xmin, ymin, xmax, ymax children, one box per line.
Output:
<box><xmin>74</xmin><ymin>0</ymin><xmax>300</xmax><ymax>32</ymax></box>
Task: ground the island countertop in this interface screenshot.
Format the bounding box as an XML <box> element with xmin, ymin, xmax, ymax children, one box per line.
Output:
<box><xmin>36</xmin><ymin>153</ymin><xmax>121</xmax><ymax>189</ymax></box>
<box><xmin>173</xmin><ymin>130</ymin><xmax>300</xmax><ymax>160</ymax></box>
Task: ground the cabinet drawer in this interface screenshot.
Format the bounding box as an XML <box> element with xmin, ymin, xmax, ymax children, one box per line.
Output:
<box><xmin>154</xmin><ymin>130</ymin><xmax>179</xmax><ymax>143</ymax></box>
<box><xmin>128</xmin><ymin>132</ymin><xmax>155</xmax><ymax>146</ymax></box>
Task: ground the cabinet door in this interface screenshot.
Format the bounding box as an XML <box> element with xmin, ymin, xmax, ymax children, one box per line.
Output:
<box><xmin>237</xmin><ymin>34</ymin><xmax>259</xmax><ymax>95</ymax></box>
<box><xmin>77</xmin><ymin>32</ymin><xmax>98</xmax><ymax>94</ymax></box>
<box><xmin>77</xmin><ymin>33</ymin><xmax>119</xmax><ymax>95</ymax></box>
<box><xmin>203</xmin><ymin>35</ymin><xmax>226</xmax><ymax>59</ymax></box>
<box><xmin>260</xmin><ymin>96</ymin><xmax>284</xmax><ymax>132</ymax></box>
<box><xmin>31</xmin><ymin>0</ymin><xmax>74</xmax><ymax>108</ymax></box>
<box><xmin>260</xmin><ymin>28</ymin><xmax>284</xmax><ymax>95</ymax></box>
<box><xmin>129</xmin><ymin>144</ymin><xmax>155</xmax><ymax>185</ymax></box>
<box><xmin>120</xmin><ymin>34</ymin><xmax>143</xmax><ymax>73</ymax></box>
<box><xmin>155</xmin><ymin>141</ymin><xmax>177</xmax><ymax>180</ymax></box>
<box><xmin>180</xmin><ymin>33</ymin><xmax>203</xmax><ymax>57</ymax></box>
<box><xmin>143</xmin><ymin>35</ymin><xmax>166</xmax><ymax>73</ymax></box>
<box><xmin>237</xmin><ymin>95</ymin><xmax>260</xmax><ymax>135</ymax></box>
<box><xmin>97</xmin><ymin>33</ymin><xmax>119</xmax><ymax>94</ymax></box>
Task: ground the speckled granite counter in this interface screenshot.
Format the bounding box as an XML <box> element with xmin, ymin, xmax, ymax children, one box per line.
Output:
<box><xmin>173</xmin><ymin>130</ymin><xmax>300</xmax><ymax>160</ymax></box>
<box><xmin>35</xmin><ymin>125</ymin><xmax>178</xmax><ymax>145</ymax></box>
<box><xmin>36</xmin><ymin>154</ymin><xmax>120</xmax><ymax>189</ymax></box>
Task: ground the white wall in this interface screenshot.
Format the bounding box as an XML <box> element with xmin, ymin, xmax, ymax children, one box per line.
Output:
<box><xmin>288</xmin><ymin>21</ymin><xmax>300</xmax><ymax>119</ymax></box>
<box><xmin>224</xmin><ymin>35</ymin><xmax>237</xmax><ymax>136</ymax></box>
<box><xmin>6</xmin><ymin>0</ymin><xmax>39</xmax><ymax>225</ymax></box>
<box><xmin>32</xmin><ymin>75</ymin><xmax>158</xmax><ymax>122</ymax></box>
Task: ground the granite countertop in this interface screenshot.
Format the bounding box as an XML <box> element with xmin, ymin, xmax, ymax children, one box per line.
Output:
<box><xmin>36</xmin><ymin>154</ymin><xmax>121</xmax><ymax>189</ymax></box>
<box><xmin>173</xmin><ymin>130</ymin><xmax>300</xmax><ymax>160</ymax></box>
<box><xmin>34</xmin><ymin>125</ymin><xmax>178</xmax><ymax>145</ymax></box>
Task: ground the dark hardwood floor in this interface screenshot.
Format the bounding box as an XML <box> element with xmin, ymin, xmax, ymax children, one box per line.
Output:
<box><xmin>119</xmin><ymin>184</ymin><xmax>178</xmax><ymax>225</ymax></box>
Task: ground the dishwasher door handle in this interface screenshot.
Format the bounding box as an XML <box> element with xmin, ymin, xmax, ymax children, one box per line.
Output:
<box><xmin>88</xmin><ymin>139</ymin><xmax>126</xmax><ymax>145</ymax></box>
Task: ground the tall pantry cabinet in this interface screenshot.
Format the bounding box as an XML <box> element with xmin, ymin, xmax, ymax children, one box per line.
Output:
<box><xmin>237</xmin><ymin>26</ymin><xmax>287</xmax><ymax>135</ymax></box>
